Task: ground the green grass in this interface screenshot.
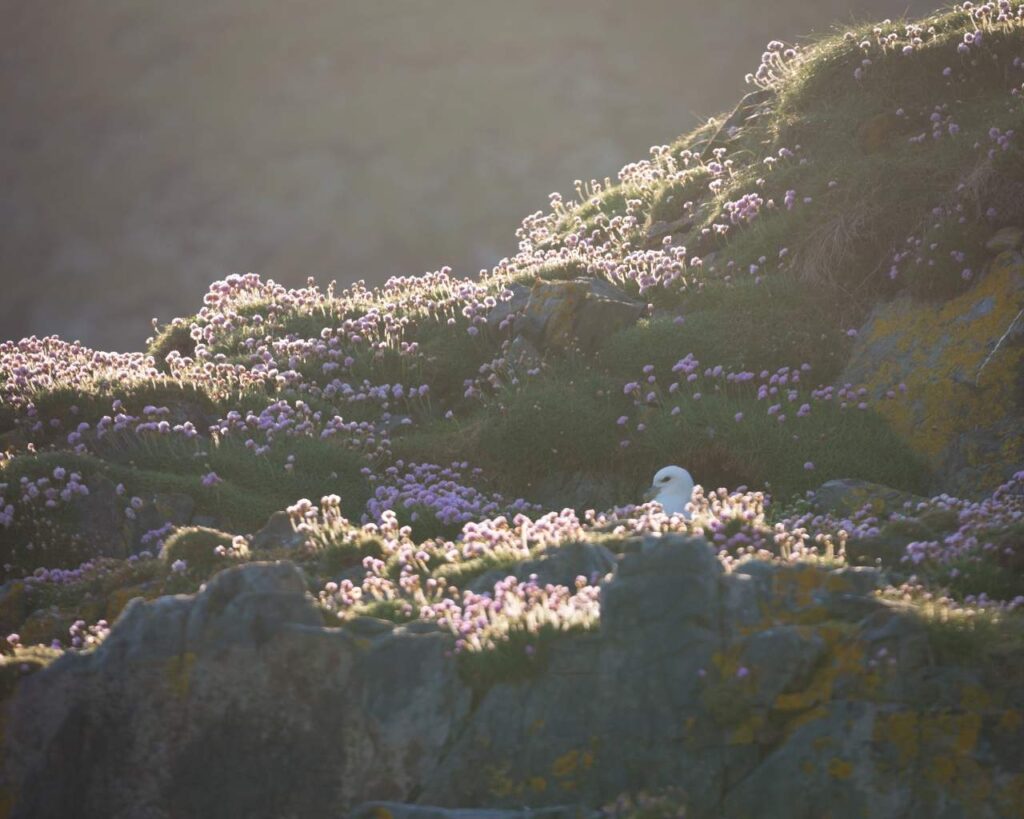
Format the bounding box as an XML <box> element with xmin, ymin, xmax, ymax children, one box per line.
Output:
<box><xmin>395</xmin><ymin>362</ymin><xmax>630</xmax><ymax>498</ymax></box>
<box><xmin>624</xmin><ymin>393</ymin><xmax>930</xmax><ymax>501</ymax></box>
<box><xmin>394</xmin><ymin>354</ymin><xmax>929</xmax><ymax>506</ymax></box>
<box><xmin>602</xmin><ymin>276</ymin><xmax>853</xmax><ymax>384</ymax></box>
<box><xmin>0</xmin><ymin>446</ymin><xmax>368</xmax><ymax>540</ymax></box>
<box><xmin>29</xmin><ymin>380</ymin><xmax>219</xmax><ymax>430</ymax></box>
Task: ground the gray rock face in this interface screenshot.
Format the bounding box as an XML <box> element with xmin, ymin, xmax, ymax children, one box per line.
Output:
<box><xmin>3</xmin><ymin>562</ymin><xmax>470</xmax><ymax>819</ymax></box>
<box><xmin>508</xmin><ymin>278</ymin><xmax>644</xmax><ymax>355</ymax></box>
<box><xmin>838</xmin><ymin>249</ymin><xmax>1024</xmax><ymax>496</ymax></box>
<box><xmin>467</xmin><ymin>540</ymin><xmax>617</xmax><ymax>594</ymax></box>
<box><xmin>3</xmin><ymin>543</ymin><xmax>1021</xmax><ymax>818</ymax></box>
<box><xmin>250</xmin><ymin>509</ymin><xmax>309</xmax><ymax>551</ymax></box>
<box><xmin>351</xmin><ymin>805</ymin><xmax>590</xmax><ymax>819</ymax></box>
<box><xmin>811</xmin><ymin>478</ymin><xmax>926</xmax><ymax>517</ymax></box>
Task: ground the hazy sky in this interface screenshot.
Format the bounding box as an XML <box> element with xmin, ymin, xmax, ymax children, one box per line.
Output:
<box><xmin>1</xmin><ymin>0</ymin><xmax>931</xmax><ymax>350</ymax></box>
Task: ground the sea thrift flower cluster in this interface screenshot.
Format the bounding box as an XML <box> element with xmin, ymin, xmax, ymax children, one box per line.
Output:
<box><xmin>878</xmin><ymin>577</ymin><xmax>1024</xmax><ymax>615</ymax></box>
<box><xmin>363</xmin><ymin>461</ymin><xmax>540</xmax><ymax>527</ymax></box>
<box><xmin>0</xmin><ymin>467</ymin><xmax>90</xmax><ymax>526</ymax></box>
<box><xmin>901</xmin><ymin>472</ymin><xmax>1024</xmax><ymax>575</ymax></box>
<box><xmin>213</xmin><ymin>399</ymin><xmax>394</xmax><ymax>460</ymax></box>
<box><xmin>312</xmin><ymin>507</ymin><xmax>605</xmax><ymax>651</ymax></box>
<box><xmin>425</xmin><ymin>574</ymin><xmax>601</xmax><ymax>654</ymax></box>
<box><xmin>68</xmin><ymin>618</ymin><xmax>110</xmax><ymax>650</ymax></box>
<box><xmin>0</xmin><ymin>337</ymin><xmax>161</xmax><ymax>413</ymax></box>
<box><xmin>311</xmin><ymin>486</ymin><xmax>859</xmax><ymax>655</ymax></box>
<box><xmin>745</xmin><ymin>40</ymin><xmax>803</xmax><ymax>88</ymax></box>
<box><xmin>213</xmin><ymin>535</ymin><xmax>251</xmax><ymax>560</ymax></box>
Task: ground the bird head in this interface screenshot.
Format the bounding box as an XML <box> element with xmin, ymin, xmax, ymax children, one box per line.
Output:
<box><xmin>644</xmin><ymin>465</ymin><xmax>696</xmax><ymax>515</ymax></box>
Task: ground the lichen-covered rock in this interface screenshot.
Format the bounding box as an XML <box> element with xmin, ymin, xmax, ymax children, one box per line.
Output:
<box><xmin>467</xmin><ymin>540</ymin><xmax>616</xmax><ymax>594</ymax></box>
<box><xmin>811</xmin><ymin>478</ymin><xmax>926</xmax><ymax>517</ymax></box>
<box><xmin>1</xmin><ymin>562</ymin><xmax>471</xmax><ymax>819</ymax></box>
<box><xmin>351</xmin><ymin>804</ymin><xmax>589</xmax><ymax>819</ymax></box>
<box><xmin>985</xmin><ymin>226</ymin><xmax>1024</xmax><ymax>253</ymax></box>
<box><xmin>514</xmin><ymin>279</ymin><xmax>644</xmax><ymax>355</ymax></box>
<box><xmin>2</xmin><ymin>545</ymin><xmax>1022</xmax><ymax>818</ymax></box>
<box><xmin>840</xmin><ymin>250</ymin><xmax>1024</xmax><ymax>496</ymax></box>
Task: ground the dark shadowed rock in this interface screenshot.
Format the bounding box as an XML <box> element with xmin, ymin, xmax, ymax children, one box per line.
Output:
<box><xmin>810</xmin><ymin>478</ymin><xmax>926</xmax><ymax>517</ymax></box>
<box><xmin>250</xmin><ymin>510</ymin><xmax>308</xmax><ymax>551</ymax></box>
<box><xmin>351</xmin><ymin>804</ymin><xmax>591</xmax><ymax>818</ymax></box>
<box><xmin>69</xmin><ymin>474</ymin><xmax>130</xmax><ymax>558</ymax></box>
<box><xmin>467</xmin><ymin>540</ymin><xmax>617</xmax><ymax>594</ymax></box>
<box><xmin>514</xmin><ymin>279</ymin><xmax>644</xmax><ymax>355</ymax></box>
<box><xmin>2</xmin><ymin>543</ymin><xmax>1021</xmax><ymax>817</ymax></box>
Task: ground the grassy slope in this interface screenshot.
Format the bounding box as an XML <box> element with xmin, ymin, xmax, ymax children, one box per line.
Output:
<box><xmin>5</xmin><ymin>3</ymin><xmax>1024</xmax><ymax>559</ymax></box>
<box><xmin>2</xmin><ymin>5</ymin><xmax>1023</xmax><ymax>712</ymax></box>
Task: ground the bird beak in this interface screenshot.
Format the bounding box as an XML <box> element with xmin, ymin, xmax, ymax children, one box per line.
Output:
<box><xmin>642</xmin><ymin>486</ymin><xmax>657</xmax><ymax>502</ymax></box>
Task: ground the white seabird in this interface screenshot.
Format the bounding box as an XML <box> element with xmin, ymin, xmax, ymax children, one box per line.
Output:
<box><xmin>643</xmin><ymin>465</ymin><xmax>696</xmax><ymax>518</ymax></box>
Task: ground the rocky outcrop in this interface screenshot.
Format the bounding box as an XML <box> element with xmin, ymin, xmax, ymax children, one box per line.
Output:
<box><xmin>3</xmin><ymin>542</ymin><xmax>1022</xmax><ymax>818</ymax></box>
<box><xmin>2</xmin><ymin>562</ymin><xmax>469</xmax><ymax>819</ymax></box>
<box><xmin>490</xmin><ymin>278</ymin><xmax>644</xmax><ymax>356</ymax></box>
<box><xmin>840</xmin><ymin>249</ymin><xmax>1024</xmax><ymax>497</ymax></box>
<box><xmin>810</xmin><ymin>478</ymin><xmax>927</xmax><ymax>517</ymax></box>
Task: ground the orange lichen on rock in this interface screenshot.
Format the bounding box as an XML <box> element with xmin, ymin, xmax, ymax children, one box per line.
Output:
<box><xmin>842</xmin><ymin>250</ymin><xmax>1024</xmax><ymax>493</ymax></box>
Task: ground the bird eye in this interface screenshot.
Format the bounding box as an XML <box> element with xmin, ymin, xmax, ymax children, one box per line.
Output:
<box><xmin>659</xmin><ymin>476</ymin><xmax>670</xmax><ymax>483</ymax></box>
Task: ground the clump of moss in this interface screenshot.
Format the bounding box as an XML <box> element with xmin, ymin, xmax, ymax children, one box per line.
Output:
<box><xmin>147</xmin><ymin>319</ymin><xmax>197</xmax><ymax>370</ymax></box>
<box><xmin>159</xmin><ymin>526</ymin><xmax>240</xmax><ymax>574</ymax></box>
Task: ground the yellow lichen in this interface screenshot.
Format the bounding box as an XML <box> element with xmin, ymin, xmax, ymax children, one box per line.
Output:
<box><xmin>874</xmin><ymin>711</ymin><xmax>919</xmax><ymax>766</ymax></box>
<box><xmin>165</xmin><ymin>652</ymin><xmax>197</xmax><ymax>699</ymax></box>
<box><xmin>827</xmin><ymin>758</ymin><xmax>854</xmax><ymax>780</ymax></box>
<box><xmin>997</xmin><ymin>710</ymin><xmax>1022</xmax><ymax>735</ymax></box>
<box><xmin>728</xmin><ymin>712</ymin><xmax>766</xmax><ymax>745</ymax></box>
<box><xmin>959</xmin><ymin>683</ymin><xmax>993</xmax><ymax>712</ymax></box>
<box><xmin>551</xmin><ymin>749</ymin><xmax>581</xmax><ymax>778</ymax></box>
<box><xmin>855</xmin><ymin>251</ymin><xmax>1024</xmax><ymax>491</ymax></box>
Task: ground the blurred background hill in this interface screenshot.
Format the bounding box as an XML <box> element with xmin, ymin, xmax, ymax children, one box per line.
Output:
<box><xmin>1</xmin><ymin>0</ymin><xmax>929</xmax><ymax>350</ymax></box>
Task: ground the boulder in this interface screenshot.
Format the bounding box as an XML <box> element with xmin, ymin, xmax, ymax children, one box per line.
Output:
<box><xmin>486</xmin><ymin>282</ymin><xmax>532</xmax><ymax>334</ymax></box>
<box><xmin>513</xmin><ymin>279</ymin><xmax>644</xmax><ymax>355</ymax></box>
<box><xmin>810</xmin><ymin>478</ymin><xmax>926</xmax><ymax>517</ymax></box>
<box><xmin>250</xmin><ymin>510</ymin><xmax>308</xmax><ymax>551</ymax></box>
<box><xmin>985</xmin><ymin>226</ymin><xmax>1024</xmax><ymax>254</ymax></box>
<box><xmin>351</xmin><ymin>805</ymin><xmax>588</xmax><ymax>819</ymax></box>
<box><xmin>3</xmin><ymin>545</ymin><xmax>1021</xmax><ymax>818</ymax></box>
<box><xmin>68</xmin><ymin>473</ymin><xmax>130</xmax><ymax>558</ymax></box>
<box><xmin>839</xmin><ymin>250</ymin><xmax>1024</xmax><ymax>496</ymax></box>
<box><xmin>2</xmin><ymin>562</ymin><xmax>470</xmax><ymax>819</ymax></box>
<box><xmin>467</xmin><ymin>540</ymin><xmax>616</xmax><ymax>594</ymax></box>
